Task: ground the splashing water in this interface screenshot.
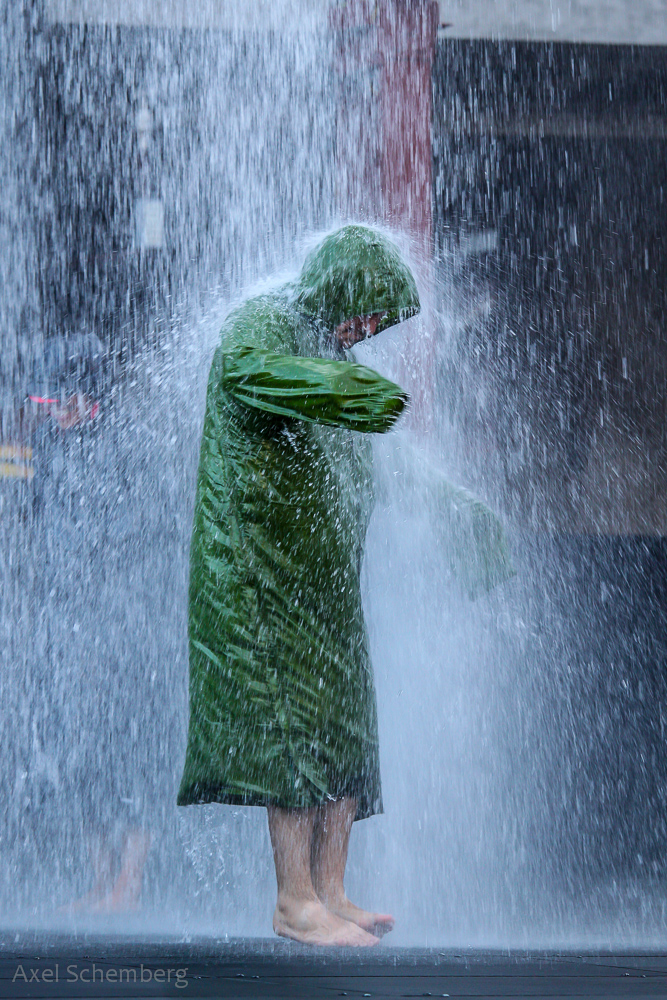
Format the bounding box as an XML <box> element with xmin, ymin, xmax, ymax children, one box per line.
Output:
<box><xmin>1</xmin><ymin>0</ymin><xmax>667</xmax><ymax>949</ymax></box>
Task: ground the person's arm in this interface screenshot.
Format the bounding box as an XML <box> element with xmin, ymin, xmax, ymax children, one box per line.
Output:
<box><xmin>221</xmin><ymin>346</ymin><xmax>409</xmax><ymax>433</ymax></box>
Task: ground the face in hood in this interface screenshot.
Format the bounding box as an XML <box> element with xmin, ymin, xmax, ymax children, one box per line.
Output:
<box><xmin>294</xmin><ymin>225</ymin><xmax>420</xmax><ymax>338</ymax></box>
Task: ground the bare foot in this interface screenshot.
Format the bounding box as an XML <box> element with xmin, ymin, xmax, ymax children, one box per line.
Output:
<box><xmin>85</xmin><ymin>872</ymin><xmax>142</xmax><ymax>914</ymax></box>
<box><xmin>57</xmin><ymin>882</ymin><xmax>140</xmax><ymax>916</ymax></box>
<box><xmin>322</xmin><ymin>895</ymin><xmax>395</xmax><ymax>937</ymax></box>
<box><xmin>273</xmin><ymin>896</ymin><xmax>380</xmax><ymax>947</ymax></box>
<box><xmin>57</xmin><ymin>886</ymin><xmax>105</xmax><ymax>916</ymax></box>
<box><xmin>87</xmin><ymin>889</ymin><xmax>141</xmax><ymax>914</ymax></box>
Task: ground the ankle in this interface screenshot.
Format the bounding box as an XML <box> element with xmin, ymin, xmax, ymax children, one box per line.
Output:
<box><xmin>313</xmin><ymin>883</ymin><xmax>346</xmax><ymax>907</ymax></box>
<box><xmin>276</xmin><ymin>888</ymin><xmax>320</xmax><ymax>912</ymax></box>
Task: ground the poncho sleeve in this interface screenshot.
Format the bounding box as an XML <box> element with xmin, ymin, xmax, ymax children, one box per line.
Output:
<box><xmin>221</xmin><ymin>345</ymin><xmax>409</xmax><ymax>433</ymax></box>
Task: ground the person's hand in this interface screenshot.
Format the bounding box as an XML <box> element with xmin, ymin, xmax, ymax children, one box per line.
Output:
<box><xmin>335</xmin><ymin>312</ymin><xmax>387</xmax><ymax>349</ymax></box>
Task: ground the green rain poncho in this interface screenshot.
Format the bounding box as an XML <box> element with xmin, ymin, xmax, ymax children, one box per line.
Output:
<box><xmin>177</xmin><ymin>225</ymin><xmax>511</xmax><ymax>820</ymax></box>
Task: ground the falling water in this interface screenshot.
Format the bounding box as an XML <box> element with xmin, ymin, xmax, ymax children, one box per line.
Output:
<box><xmin>2</xmin><ymin>0</ymin><xmax>667</xmax><ymax>949</ymax></box>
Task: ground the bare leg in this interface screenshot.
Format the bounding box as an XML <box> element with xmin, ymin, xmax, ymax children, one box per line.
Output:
<box><xmin>89</xmin><ymin>828</ymin><xmax>151</xmax><ymax>913</ymax></box>
<box><xmin>89</xmin><ymin>837</ymin><xmax>115</xmax><ymax>896</ymax></box>
<box><xmin>58</xmin><ymin>836</ymin><xmax>115</xmax><ymax>914</ymax></box>
<box><xmin>311</xmin><ymin>798</ymin><xmax>394</xmax><ymax>937</ymax></box>
<box><xmin>267</xmin><ymin>806</ymin><xmax>379</xmax><ymax>947</ymax></box>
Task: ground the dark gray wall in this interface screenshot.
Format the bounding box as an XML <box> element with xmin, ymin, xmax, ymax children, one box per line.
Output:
<box><xmin>431</xmin><ymin>40</ymin><xmax>667</xmax><ymax>884</ymax></box>
<box><xmin>433</xmin><ymin>39</ymin><xmax>667</xmax><ymax>535</ymax></box>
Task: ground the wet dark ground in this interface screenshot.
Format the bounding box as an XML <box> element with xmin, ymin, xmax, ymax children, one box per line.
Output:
<box><xmin>2</xmin><ymin>937</ymin><xmax>667</xmax><ymax>999</ymax></box>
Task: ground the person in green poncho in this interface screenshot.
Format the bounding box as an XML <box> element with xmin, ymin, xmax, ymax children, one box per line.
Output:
<box><xmin>178</xmin><ymin>225</ymin><xmax>512</xmax><ymax>946</ymax></box>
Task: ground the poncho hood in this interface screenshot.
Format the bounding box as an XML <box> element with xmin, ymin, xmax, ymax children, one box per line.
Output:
<box><xmin>294</xmin><ymin>225</ymin><xmax>420</xmax><ymax>336</ymax></box>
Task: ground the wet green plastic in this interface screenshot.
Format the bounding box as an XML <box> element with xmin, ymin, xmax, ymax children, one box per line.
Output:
<box><xmin>178</xmin><ymin>226</ymin><xmax>419</xmax><ymax>817</ymax></box>
<box><xmin>177</xmin><ymin>225</ymin><xmax>513</xmax><ymax>819</ymax></box>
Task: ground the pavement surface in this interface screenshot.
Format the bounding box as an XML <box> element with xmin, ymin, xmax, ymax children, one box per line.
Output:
<box><xmin>2</xmin><ymin>937</ymin><xmax>667</xmax><ymax>999</ymax></box>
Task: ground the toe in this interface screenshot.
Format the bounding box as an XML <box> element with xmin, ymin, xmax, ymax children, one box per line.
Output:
<box><xmin>355</xmin><ymin>926</ymin><xmax>380</xmax><ymax>947</ymax></box>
